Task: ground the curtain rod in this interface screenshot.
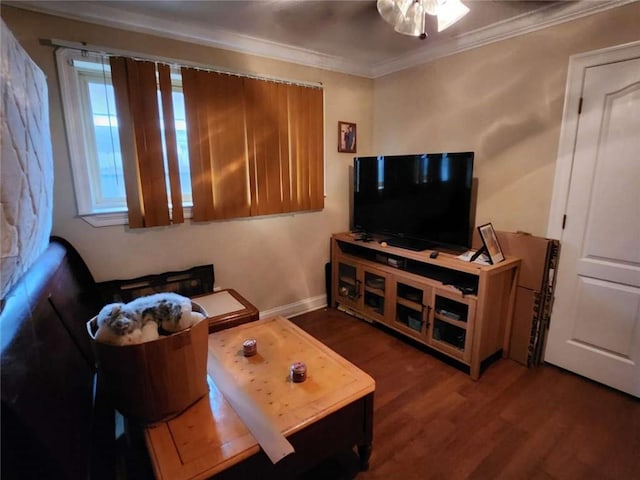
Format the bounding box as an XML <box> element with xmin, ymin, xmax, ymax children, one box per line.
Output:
<box><xmin>41</xmin><ymin>38</ymin><xmax>323</xmax><ymax>88</ymax></box>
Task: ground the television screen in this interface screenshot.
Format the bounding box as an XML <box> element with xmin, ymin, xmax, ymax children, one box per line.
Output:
<box><xmin>353</xmin><ymin>152</ymin><xmax>474</xmax><ymax>251</ymax></box>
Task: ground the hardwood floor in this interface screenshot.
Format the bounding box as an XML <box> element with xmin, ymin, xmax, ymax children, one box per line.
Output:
<box><xmin>291</xmin><ymin>308</ymin><xmax>640</xmax><ymax>480</ymax></box>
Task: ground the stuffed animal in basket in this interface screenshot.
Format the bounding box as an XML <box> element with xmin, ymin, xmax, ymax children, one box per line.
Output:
<box><xmin>94</xmin><ymin>292</ymin><xmax>204</xmax><ymax>346</ymax></box>
<box><xmin>94</xmin><ymin>302</ymin><xmax>157</xmax><ymax>346</ymax></box>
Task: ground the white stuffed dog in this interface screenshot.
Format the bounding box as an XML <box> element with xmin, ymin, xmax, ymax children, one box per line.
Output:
<box><xmin>128</xmin><ymin>292</ymin><xmax>202</xmax><ymax>333</ymax></box>
<box><xmin>95</xmin><ymin>302</ymin><xmax>153</xmax><ymax>346</ymax></box>
<box><xmin>94</xmin><ymin>292</ymin><xmax>204</xmax><ymax>346</ymax></box>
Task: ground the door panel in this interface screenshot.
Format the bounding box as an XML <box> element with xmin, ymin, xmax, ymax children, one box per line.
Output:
<box><xmin>582</xmin><ymin>81</ymin><xmax>640</xmax><ymax>264</ymax></box>
<box><xmin>571</xmin><ymin>278</ymin><xmax>640</xmax><ymax>358</ymax></box>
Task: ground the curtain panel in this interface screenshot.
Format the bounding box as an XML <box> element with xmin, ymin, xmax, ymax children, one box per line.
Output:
<box><xmin>109</xmin><ymin>57</ymin><xmax>183</xmax><ymax>228</ymax></box>
<box><xmin>181</xmin><ymin>68</ymin><xmax>324</xmax><ymax>222</ymax></box>
<box><xmin>110</xmin><ymin>57</ymin><xmax>324</xmax><ymax>227</ymax></box>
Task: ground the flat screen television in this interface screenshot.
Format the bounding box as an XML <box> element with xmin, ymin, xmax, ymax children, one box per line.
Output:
<box><xmin>353</xmin><ymin>152</ymin><xmax>475</xmax><ymax>251</ymax></box>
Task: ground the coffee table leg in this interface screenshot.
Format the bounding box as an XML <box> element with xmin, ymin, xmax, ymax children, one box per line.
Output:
<box><xmin>358</xmin><ymin>392</ymin><xmax>374</xmax><ymax>471</ymax></box>
<box><xmin>357</xmin><ymin>443</ymin><xmax>372</xmax><ymax>471</ymax></box>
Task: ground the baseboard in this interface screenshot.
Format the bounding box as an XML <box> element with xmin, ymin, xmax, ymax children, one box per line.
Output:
<box><xmin>260</xmin><ymin>294</ymin><xmax>327</xmax><ymax>319</ymax></box>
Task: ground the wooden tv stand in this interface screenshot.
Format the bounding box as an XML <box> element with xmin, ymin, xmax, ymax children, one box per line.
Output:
<box><xmin>331</xmin><ymin>233</ymin><xmax>520</xmax><ymax>379</ymax></box>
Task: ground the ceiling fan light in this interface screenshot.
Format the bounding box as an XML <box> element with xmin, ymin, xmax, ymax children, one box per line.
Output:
<box><xmin>436</xmin><ymin>0</ymin><xmax>469</xmax><ymax>32</ymax></box>
<box><xmin>394</xmin><ymin>2</ymin><xmax>425</xmax><ymax>37</ymax></box>
<box><xmin>378</xmin><ymin>0</ymin><xmax>469</xmax><ymax>38</ymax></box>
<box><xmin>377</xmin><ymin>0</ymin><xmax>413</xmax><ymax>26</ymax></box>
<box><xmin>424</xmin><ymin>0</ymin><xmax>441</xmax><ymax>16</ymax></box>
<box><xmin>397</xmin><ymin>0</ymin><xmax>416</xmax><ymax>17</ymax></box>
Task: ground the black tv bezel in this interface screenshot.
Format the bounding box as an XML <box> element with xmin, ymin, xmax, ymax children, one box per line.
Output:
<box><xmin>352</xmin><ymin>152</ymin><xmax>475</xmax><ymax>252</ymax></box>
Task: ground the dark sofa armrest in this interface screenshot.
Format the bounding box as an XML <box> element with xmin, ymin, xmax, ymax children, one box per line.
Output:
<box><xmin>1</xmin><ymin>237</ymin><xmax>116</xmax><ymax>479</ymax></box>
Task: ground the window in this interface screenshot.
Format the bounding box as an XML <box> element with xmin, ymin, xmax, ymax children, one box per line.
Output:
<box><xmin>57</xmin><ymin>48</ymin><xmax>324</xmax><ymax>228</ymax></box>
<box><xmin>81</xmin><ymin>71</ymin><xmax>125</xmax><ymax>207</ymax></box>
<box><xmin>57</xmin><ymin>49</ymin><xmax>191</xmax><ymax>226</ymax></box>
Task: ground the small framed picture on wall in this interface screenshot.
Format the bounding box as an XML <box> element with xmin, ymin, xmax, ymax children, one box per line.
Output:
<box><xmin>338</xmin><ymin>121</ymin><xmax>357</xmax><ymax>153</ymax></box>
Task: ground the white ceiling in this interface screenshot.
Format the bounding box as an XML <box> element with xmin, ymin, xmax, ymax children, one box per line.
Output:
<box><xmin>9</xmin><ymin>0</ymin><xmax>632</xmax><ymax>77</ymax></box>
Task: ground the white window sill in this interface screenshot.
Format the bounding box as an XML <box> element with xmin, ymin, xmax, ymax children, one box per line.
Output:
<box><xmin>79</xmin><ymin>207</ymin><xmax>193</xmax><ymax>227</ymax></box>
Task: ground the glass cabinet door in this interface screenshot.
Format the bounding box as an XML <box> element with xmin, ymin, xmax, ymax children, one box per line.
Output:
<box><xmin>335</xmin><ymin>259</ymin><xmax>389</xmax><ymax>321</ymax></box>
<box><xmin>394</xmin><ymin>280</ymin><xmax>432</xmax><ymax>337</ymax></box>
<box><xmin>362</xmin><ymin>269</ymin><xmax>388</xmax><ymax>321</ymax></box>
<box><xmin>429</xmin><ymin>290</ymin><xmax>475</xmax><ymax>361</ymax></box>
<box><xmin>336</xmin><ymin>260</ymin><xmax>360</xmax><ymax>306</ymax></box>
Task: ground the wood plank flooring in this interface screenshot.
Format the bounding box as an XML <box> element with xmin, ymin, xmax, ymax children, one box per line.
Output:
<box><xmin>291</xmin><ymin>308</ymin><xmax>640</xmax><ymax>480</ymax></box>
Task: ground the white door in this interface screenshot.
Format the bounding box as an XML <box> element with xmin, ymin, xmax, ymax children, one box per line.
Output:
<box><xmin>545</xmin><ymin>43</ymin><xmax>640</xmax><ymax>397</ymax></box>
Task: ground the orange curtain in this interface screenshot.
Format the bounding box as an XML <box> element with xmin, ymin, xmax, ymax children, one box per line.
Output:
<box><xmin>244</xmin><ymin>77</ymin><xmax>290</xmax><ymax>216</ymax></box>
<box><xmin>182</xmin><ymin>67</ymin><xmax>323</xmax><ymax>221</ymax></box>
<box><xmin>181</xmin><ymin>69</ymin><xmax>251</xmax><ymax>221</ymax></box>
<box><xmin>288</xmin><ymin>84</ymin><xmax>324</xmax><ymax>212</ymax></box>
<box><xmin>109</xmin><ymin>57</ymin><xmax>183</xmax><ymax>227</ymax></box>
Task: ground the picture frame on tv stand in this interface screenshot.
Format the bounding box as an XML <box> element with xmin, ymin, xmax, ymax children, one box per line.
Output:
<box><xmin>477</xmin><ymin>223</ymin><xmax>505</xmax><ymax>264</ymax></box>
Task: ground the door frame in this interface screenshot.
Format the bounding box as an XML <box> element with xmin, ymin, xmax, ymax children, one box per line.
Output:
<box><xmin>547</xmin><ymin>40</ymin><xmax>640</xmax><ymax>239</ymax></box>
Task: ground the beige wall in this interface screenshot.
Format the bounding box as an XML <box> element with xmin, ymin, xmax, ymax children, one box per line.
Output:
<box><xmin>1</xmin><ymin>6</ymin><xmax>373</xmax><ymax>311</ymax></box>
<box><xmin>4</xmin><ymin>4</ymin><xmax>639</xmax><ymax>312</ymax></box>
<box><xmin>373</xmin><ymin>2</ymin><xmax>640</xmax><ymax>236</ymax></box>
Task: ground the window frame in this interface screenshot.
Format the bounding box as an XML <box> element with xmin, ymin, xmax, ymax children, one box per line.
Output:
<box><xmin>57</xmin><ymin>49</ymin><xmax>108</xmax><ymax>222</ymax></box>
<box><xmin>56</xmin><ymin>46</ymin><xmax>325</xmax><ymax>227</ymax></box>
<box><xmin>57</xmin><ymin>48</ymin><xmax>193</xmax><ymax>226</ymax></box>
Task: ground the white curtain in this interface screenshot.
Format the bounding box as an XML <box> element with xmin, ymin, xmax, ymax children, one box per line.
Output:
<box><xmin>1</xmin><ymin>19</ymin><xmax>53</xmax><ymax>301</ymax></box>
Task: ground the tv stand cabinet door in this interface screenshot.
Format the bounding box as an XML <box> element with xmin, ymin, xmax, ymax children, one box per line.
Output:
<box><xmin>390</xmin><ymin>276</ymin><xmax>433</xmax><ymax>341</ymax></box>
<box><xmin>334</xmin><ymin>256</ymin><xmax>362</xmax><ymax>311</ymax></box>
<box><xmin>360</xmin><ymin>266</ymin><xmax>391</xmax><ymax>323</ymax></box>
<box><xmin>334</xmin><ymin>257</ymin><xmax>390</xmax><ymax>322</ymax></box>
<box><xmin>430</xmin><ymin>288</ymin><xmax>476</xmax><ymax>364</ymax></box>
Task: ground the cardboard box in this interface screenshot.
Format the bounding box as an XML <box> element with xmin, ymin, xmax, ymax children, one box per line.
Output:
<box><xmin>495</xmin><ymin>231</ymin><xmax>551</xmax><ymax>291</ymax></box>
<box><xmin>87</xmin><ymin>309</ymin><xmax>209</xmax><ymax>424</ymax></box>
<box><xmin>495</xmin><ymin>231</ymin><xmax>559</xmax><ymax>366</ymax></box>
<box><xmin>473</xmin><ymin>229</ymin><xmax>559</xmax><ymax>365</ymax></box>
<box><xmin>509</xmin><ymin>287</ymin><xmax>537</xmax><ymax>365</ymax></box>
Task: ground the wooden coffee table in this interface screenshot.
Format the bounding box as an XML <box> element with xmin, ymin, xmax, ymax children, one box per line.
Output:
<box><xmin>144</xmin><ymin>316</ymin><xmax>375</xmax><ymax>480</ymax></box>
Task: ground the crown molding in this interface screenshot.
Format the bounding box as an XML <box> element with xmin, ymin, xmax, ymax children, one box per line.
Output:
<box><xmin>371</xmin><ymin>0</ymin><xmax>636</xmax><ymax>77</ymax></box>
<box><xmin>8</xmin><ymin>0</ymin><xmax>634</xmax><ymax>79</ymax></box>
<box><xmin>8</xmin><ymin>0</ymin><xmax>375</xmax><ymax>77</ymax></box>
